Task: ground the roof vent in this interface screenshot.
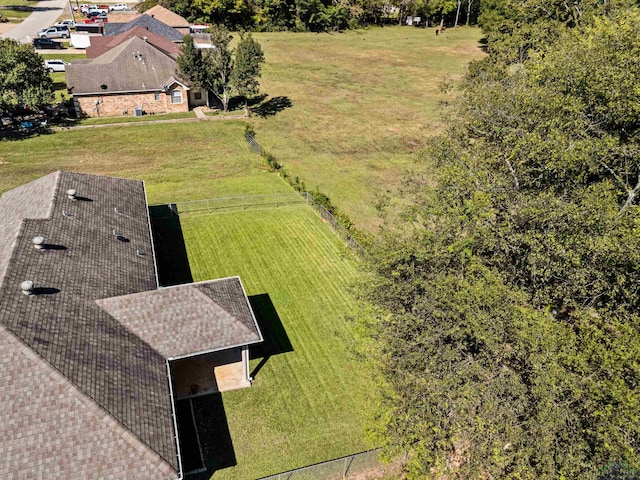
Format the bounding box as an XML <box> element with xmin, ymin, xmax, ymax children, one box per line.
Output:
<box><xmin>20</xmin><ymin>280</ymin><xmax>34</xmax><ymax>296</ymax></box>
<box><xmin>33</xmin><ymin>236</ymin><xmax>45</xmax><ymax>249</ymax></box>
<box><xmin>143</xmin><ymin>36</ymin><xmax>148</xmax><ymax>42</ymax></box>
<box><xmin>67</xmin><ymin>189</ymin><xmax>77</xmax><ymax>200</ymax></box>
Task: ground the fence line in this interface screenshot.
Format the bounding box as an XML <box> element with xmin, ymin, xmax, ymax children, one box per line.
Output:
<box><xmin>246</xmin><ymin>131</ymin><xmax>264</xmax><ymax>155</ymax></box>
<box><xmin>150</xmin><ymin>193</ymin><xmax>305</xmax><ymax>218</ymax></box>
<box><xmin>150</xmin><ymin>192</ymin><xmax>367</xmax><ymax>256</ymax></box>
<box><xmin>244</xmin><ymin>132</ymin><xmax>367</xmax><ymax>256</ymax></box>
<box><xmin>303</xmin><ymin>192</ymin><xmax>367</xmax><ymax>257</ymax></box>
<box><xmin>257</xmin><ymin>449</ymin><xmax>382</xmax><ymax>480</ymax></box>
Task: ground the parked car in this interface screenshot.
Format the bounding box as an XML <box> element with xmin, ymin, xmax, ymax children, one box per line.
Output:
<box><xmin>109</xmin><ymin>3</ymin><xmax>128</xmax><ymax>10</ymax></box>
<box><xmin>54</xmin><ymin>19</ymin><xmax>75</xmax><ymax>28</ymax></box>
<box><xmin>32</xmin><ymin>38</ymin><xmax>64</xmax><ymax>49</ymax></box>
<box><xmin>44</xmin><ymin>59</ymin><xmax>70</xmax><ymax>72</ymax></box>
<box><xmin>86</xmin><ymin>11</ymin><xmax>108</xmax><ymax>21</ymax></box>
<box><xmin>38</xmin><ymin>26</ymin><xmax>70</xmax><ymax>38</ymax></box>
<box><xmin>87</xmin><ymin>5</ymin><xmax>108</xmax><ymax>14</ymax></box>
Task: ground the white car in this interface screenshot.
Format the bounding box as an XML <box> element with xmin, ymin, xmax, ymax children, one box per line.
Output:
<box><xmin>44</xmin><ymin>59</ymin><xmax>70</xmax><ymax>72</ymax></box>
<box><xmin>55</xmin><ymin>19</ymin><xmax>75</xmax><ymax>28</ymax></box>
<box><xmin>38</xmin><ymin>26</ymin><xmax>70</xmax><ymax>38</ymax></box>
<box><xmin>109</xmin><ymin>3</ymin><xmax>128</xmax><ymax>11</ymax></box>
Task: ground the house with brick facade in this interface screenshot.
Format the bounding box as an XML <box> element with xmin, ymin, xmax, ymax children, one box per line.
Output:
<box><xmin>66</xmin><ymin>36</ymin><xmax>206</xmax><ymax>117</ymax></box>
<box><xmin>0</xmin><ymin>171</ymin><xmax>263</xmax><ymax>478</ymax></box>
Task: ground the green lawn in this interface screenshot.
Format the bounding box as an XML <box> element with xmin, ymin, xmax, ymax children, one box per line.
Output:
<box><xmin>250</xmin><ymin>26</ymin><xmax>485</xmax><ymax>229</ymax></box>
<box><xmin>0</xmin><ymin>121</ymin><xmax>291</xmax><ymax>203</ymax></box>
<box><xmin>178</xmin><ymin>205</ymin><xmax>373</xmax><ymax>479</ymax></box>
<box><xmin>2</xmin><ymin>26</ymin><xmax>482</xmax><ymax>232</ymax></box>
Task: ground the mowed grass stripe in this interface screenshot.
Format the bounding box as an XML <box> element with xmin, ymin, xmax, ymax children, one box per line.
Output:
<box><xmin>179</xmin><ymin>205</ymin><xmax>371</xmax><ymax>479</ymax></box>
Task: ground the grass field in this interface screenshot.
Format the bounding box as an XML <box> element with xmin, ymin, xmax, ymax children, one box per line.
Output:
<box><xmin>250</xmin><ymin>26</ymin><xmax>484</xmax><ymax>229</ymax></box>
<box><xmin>1</xmin><ymin>26</ymin><xmax>483</xmax><ymax>231</ymax></box>
<box><xmin>0</xmin><ymin>121</ymin><xmax>292</xmax><ymax>203</ymax></box>
<box><xmin>176</xmin><ymin>205</ymin><xmax>372</xmax><ymax>479</ymax></box>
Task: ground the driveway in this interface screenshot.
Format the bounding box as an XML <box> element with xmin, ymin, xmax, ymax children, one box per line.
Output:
<box><xmin>1</xmin><ymin>0</ymin><xmax>69</xmax><ymax>43</ymax></box>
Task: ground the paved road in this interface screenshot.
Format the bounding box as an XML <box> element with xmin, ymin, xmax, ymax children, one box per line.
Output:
<box><xmin>1</xmin><ymin>0</ymin><xmax>70</xmax><ymax>43</ymax></box>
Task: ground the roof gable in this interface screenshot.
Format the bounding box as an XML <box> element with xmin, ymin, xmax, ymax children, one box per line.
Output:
<box><xmin>144</xmin><ymin>5</ymin><xmax>189</xmax><ymax>27</ymax></box>
<box><xmin>97</xmin><ymin>277</ymin><xmax>263</xmax><ymax>359</ymax></box>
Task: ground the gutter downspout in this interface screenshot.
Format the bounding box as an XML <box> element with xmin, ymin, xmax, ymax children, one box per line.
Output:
<box><xmin>166</xmin><ymin>360</ymin><xmax>185</xmax><ymax>480</ymax></box>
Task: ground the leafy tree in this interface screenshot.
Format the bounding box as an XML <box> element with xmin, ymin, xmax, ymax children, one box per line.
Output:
<box><xmin>361</xmin><ymin>5</ymin><xmax>640</xmax><ymax>479</ymax></box>
<box><xmin>177</xmin><ymin>28</ymin><xmax>265</xmax><ymax>112</ymax></box>
<box><xmin>0</xmin><ymin>39</ymin><xmax>53</xmax><ymax>115</ymax></box>
<box><xmin>232</xmin><ymin>32</ymin><xmax>265</xmax><ymax>113</ymax></box>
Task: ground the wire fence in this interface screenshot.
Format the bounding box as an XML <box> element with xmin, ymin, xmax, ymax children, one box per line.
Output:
<box><xmin>150</xmin><ymin>192</ymin><xmax>367</xmax><ymax>256</ymax></box>
<box><xmin>304</xmin><ymin>192</ymin><xmax>367</xmax><ymax>256</ymax></box>
<box><xmin>258</xmin><ymin>449</ymin><xmax>382</xmax><ymax>480</ymax></box>
<box><xmin>246</xmin><ymin>131</ymin><xmax>264</xmax><ymax>155</ymax></box>
<box><xmin>151</xmin><ymin>193</ymin><xmax>305</xmax><ymax>218</ymax></box>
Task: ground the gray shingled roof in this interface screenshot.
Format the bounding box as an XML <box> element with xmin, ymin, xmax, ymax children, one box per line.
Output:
<box><xmin>66</xmin><ymin>36</ymin><xmax>182</xmax><ymax>95</ymax></box>
<box><xmin>0</xmin><ymin>171</ymin><xmax>59</xmax><ymax>288</ymax></box>
<box><xmin>0</xmin><ymin>172</ymin><xmax>179</xmax><ymax>476</ymax></box>
<box><xmin>86</xmin><ymin>25</ymin><xmax>181</xmax><ymax>59</ymax></box>
<box><xmin>0</xmin><ymin>171</ymin><xmax>266</xmax><ymax>479</ymax></box>
<box><xmin>0</xmin><ymin>323</ymin><xmax>177</xmax><ymax>480</ymax></box>
<box><xmin>104</xmin><ymin>14</ymin><xmax>184</xmax><ymax>42</ymax></box>
<box><xmin>97</xmin><ymin>277</ymin><xmax>263</xmax><ymax>359</ymax></box>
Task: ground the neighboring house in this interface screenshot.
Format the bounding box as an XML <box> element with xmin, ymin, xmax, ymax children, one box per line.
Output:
<box><xmin>86</xmin><ymin>25</ymin><xmax>182</xmax><ymax>59</ymax></box>
<box><xmin>144</xmin><ymin>5</ymin><xmax>191</xmax><ymax>35</ymax></box>
<box><xmin>66</xmin><ymin>36</ymin><xmax>206</xmax><ymax>117</ymax></box>
<box><xmin>106</xmin><ymin>6</ymin><xmax>190</xmax><ymax>35</ymax></box>
<box><xmin>103</xmin><ymin>13</ymin><xmax>184</xmax><ymax>42</ymax></box>
<box><xmin>0</xmin><ymin>171</ymin><xmax>263</xmax><ymax>479</ymax></box>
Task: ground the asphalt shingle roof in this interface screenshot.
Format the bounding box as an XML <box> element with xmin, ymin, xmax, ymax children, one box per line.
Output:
<box><xmin>0</xmin><ymin>172</ymin><xmax>179</xmax><ymax>476</ymax></box>
<box><xmin>104</xmin><ymin>14</ymin><xmax>184</xmax><ymax>42</ymax></box>
<box><xmin>0</xmin><ymin>324</ymin><xmax>177</xmax><ymax>480</ymax></box>
<box><xmin>0</xmin><ymin>171</ymin><xmax>264</xmax><ymax>479</ymax></box>
<box><xmin>86</xmin><ymin>25</ymin><xmax>181</xmax><ymax>59</ymax></box>
<box><xmin>97</xmin><ymin>277</ymin><xmax>263</xmax><ymax>359</ymax></box>
<box><xmin>66</xmin><ymin>36</ymin><xmax>181</xmax><ymax>95</ymax></box>
<box><xmin>0</xmin><ymin>171</ymin><xmax>59</xmax><ymax>287</ymax></box>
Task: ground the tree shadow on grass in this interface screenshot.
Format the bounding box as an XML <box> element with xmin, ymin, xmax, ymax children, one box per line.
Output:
<box><xmin>252</xmin><ymin>96</ymin><xmax>293</xmax><ymax>118</ymax></box>
<box><xmin>248</xmin><ymin>293</ymin><xmax>293</xmax><ymax>379</ymax></box>
<box><xmin>148</xmin><ymin>205</ymin><xmax>193</xmax><ymax>286</ymax></box>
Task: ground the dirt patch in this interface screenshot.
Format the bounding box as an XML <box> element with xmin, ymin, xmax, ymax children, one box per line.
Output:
<box><xmin>350</xmin><ymin>459</ymin><xmax>405</xmax><ymax>480</ymax></box>
<box><xmin>0</xmin><ymin>22</ymin><xmax>16</xmax><ymax>34</ymax></box>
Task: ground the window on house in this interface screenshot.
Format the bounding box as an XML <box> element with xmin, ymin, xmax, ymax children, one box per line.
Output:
<box><xmin>154</xmin><ymin>92</ymin><xmax>161</xmax><ymax>101</ymax></box>
<box><xmin>194</xmin><ymin>91</ymin><xmax>202</xmax><ymax>100</ymax></box>
<box><xmin>170</xmin><ymin>90</ymin><xmax>182</xmax><ymax>104</ymax></box>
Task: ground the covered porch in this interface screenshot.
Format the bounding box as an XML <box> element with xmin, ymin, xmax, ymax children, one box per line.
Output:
<box><xmin>171</xmin><ymin>346</ymin><xmax>252</xmax><ymax>399</ymax></box>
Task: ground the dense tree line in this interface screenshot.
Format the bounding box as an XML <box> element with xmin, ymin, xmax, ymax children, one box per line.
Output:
<box><xmin>140</xmin><ymin>0</ymin><xmax>480</xmax><ymax>31</ymax></box>
<box><xmin>360</xmin><ymin>1</ymin><xmax>640</xmax><ymax>478</ymax></box>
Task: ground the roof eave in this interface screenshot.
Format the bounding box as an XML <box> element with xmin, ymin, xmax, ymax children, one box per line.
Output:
<box><xmin>166</xmin><ymin>336</ymin><xmax>263</xmax><ymax>362</ymax></box>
